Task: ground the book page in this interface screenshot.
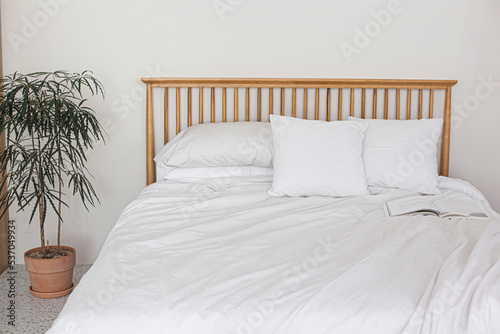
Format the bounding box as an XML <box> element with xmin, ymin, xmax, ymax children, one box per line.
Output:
<box><xmin>432</xmin><ymin>198</ymin><xmax>491</xmax><ymax>218</ymax></box>
<box><xmin>386</xmin><ymin>196</ymin><xmax>439</xmax><ymax>216</ymax></box>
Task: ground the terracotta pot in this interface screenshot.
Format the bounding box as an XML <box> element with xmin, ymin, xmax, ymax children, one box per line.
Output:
<box><xmin>24</xmin><ymin>246</ymin><xmax>76</xmax><ymax>298</ymax></box>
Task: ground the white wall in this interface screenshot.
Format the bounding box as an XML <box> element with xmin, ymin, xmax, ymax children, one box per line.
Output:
<box><xmin>2</xmin><ymin>0</ymin><xmax>499</xmax><ymax>264</ymax></box>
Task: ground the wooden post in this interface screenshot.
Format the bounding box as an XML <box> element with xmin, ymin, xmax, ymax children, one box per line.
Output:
<box><xmin>146</xmin><ymin>84</ymin><xmax>155</xmax><ymax>185</ymax></box>
<box><xmin>440</xmin><ymin>87</ymin><xmax>452</xmax><ymax>177</ymax></box>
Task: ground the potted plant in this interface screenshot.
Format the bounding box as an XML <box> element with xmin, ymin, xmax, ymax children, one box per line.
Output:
<box><xmin>0</xmin><ymin>71</ymin><xmax>105</xmax><ymax>298</ymax></box>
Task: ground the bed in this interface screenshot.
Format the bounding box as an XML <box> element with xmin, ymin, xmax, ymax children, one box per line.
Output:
<box><xmin>47</xmin><ymin>78</ymin><xmax>500</xmax><ymax>334</ymax></box>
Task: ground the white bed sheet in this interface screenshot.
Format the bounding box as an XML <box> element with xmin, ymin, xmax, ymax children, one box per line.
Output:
<box><xmin>47</xmin><ymin>176</ymin><xmax>500</xmax><ymax>334</ymax></box>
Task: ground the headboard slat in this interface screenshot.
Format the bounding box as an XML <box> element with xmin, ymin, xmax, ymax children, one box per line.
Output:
<box><xmin>418</xmin><ymin>89</ymin><xmax>423</xmax><ymax>120</ymax></box>
<box><xmin>199</xmin><ymin>88</ymin><xmax>203</xmax><ymax>124</ymax></box>
<box><xmin>396</xmin><ymin>89</ymin><xmax>401</xmax><ymax>119</ymax></box>
<box><xmin>361</xmin><ymin>88</ymin><xmax>366</xmax><ymax>119</ymax></box>
<box><xmin>315</xmin><ymin>88</ymin><xmax>319</xmax><ymax>120</ymax></box>
<box><xmin>302</xmin><ymin>88</ymin><xmax>307</xmax><ymax>119</ymax></box>
<box><xmin>337</xmin><ymin>88</ymin><xmax>342</xmax><ymax>121</ymax></box>
<box><xmin>257</xmin><ymin>88</ymin><xmax>262</xmax><ymax>122</ymax></box>
<box><xmin>349</xmin><ymin>89</ymin><xmax>355</xmax><ymax>117</ymax></box>
<box><xmin>280</xmin><ymin>88</ymin><xmax>284</xmax><ymax>116</ymax></box>
<box><xmin>245</xmin><ymin>87</ymin><xmax>250</xmax><ymax>122</ymax></box>
<box><xmin>176</xmin><ymin>87</ymin><xmax>180</xmax><ymax>134</ymax></box>
<box><xmin>406</xmin><ymin>89</ymin><xmax>412</xmax><ymax>119</ymax></box>
<box><xmin>384</xmin><ymin>89</ymin><xmax>389</xmax><ymax>120</ymax></box>
<box><xmin>142</xmin><ymin>78</ymin><xmax>457</xmax><ymax>185</ymax></box>
<box><xmin>234</xmin><ymin>88</ymin><xmax>238</xmax><ymax>121</ymax></box>
<box><xmin>269</xmin><ymin>88</ymin><xmax>273</xmax><ymax>115</ymax></box>
<box><xmin>222</xmin><ymin>87</ymin><xmax>227</xmax><ymax>122</ymax></box>
<box><xmin>429</xmin><ymin>89</ymin><xmax>434</xmax><ymax>118</ymax></box>
<box><xmin>188</xmin><ymin>87</ymin><xmax>192</xmax><ymax>126</ymax></box>
<box><xmin>211</xmin><ymin>87</ymin><xmax>215</xmax><ymax>123</ymax></box>
<box><xmin>326</xmin><ymin>88</ymin><xmax>332</xmax><ymax>121</ymax></box>
<box><xmin>163</xmin><ymin>88</ymin><xmax>168</xmax><ymax>144</ymax></box>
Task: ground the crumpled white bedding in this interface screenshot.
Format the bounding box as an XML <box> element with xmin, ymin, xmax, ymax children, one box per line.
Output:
<box><xmin>47</xmin><ymin>176</ymin><xmax>500</xmax><ymax>334</ymax></box>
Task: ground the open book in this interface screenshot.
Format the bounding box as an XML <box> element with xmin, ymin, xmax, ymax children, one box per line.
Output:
<box><xmin>384</xmin><ymin>196</ymin><xmax>491</xmax><ymax>219</ymax></box>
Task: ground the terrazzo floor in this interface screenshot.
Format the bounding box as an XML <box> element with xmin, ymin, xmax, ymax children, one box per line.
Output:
<box><xmin>0</xmin><ymin>264</ymin><xmax>91</xmax><ymax>334</ymax></box>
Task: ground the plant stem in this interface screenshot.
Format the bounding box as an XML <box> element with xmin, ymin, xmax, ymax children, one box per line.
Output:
<box><xmin>57</xmin><ymin>162</ymin><xmax>62</xmax><ymax>252</ymax></box>
<box><xmin>33</xmin><ymin>135</ymin><xmax>46</xmax><ymax>254</ymax></box>
<box><xmin>39</xmin><ymin>200</ymin><xmax>45</xmax><ymax>253</ymax></box>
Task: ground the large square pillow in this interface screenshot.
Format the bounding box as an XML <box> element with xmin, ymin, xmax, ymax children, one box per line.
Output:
<box><xmin>269</xmin><ymin>115</ymin><xmax>369</xmax><ymax>197</ymax></box>
<box><xmin>349</xmin><ymin>117</ymin><xmax>443</xmax><ymax>194</ymax></box>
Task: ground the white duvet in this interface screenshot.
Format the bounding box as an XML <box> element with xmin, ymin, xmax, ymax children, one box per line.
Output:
<box><xmin>48</xmin><ymin>176</ymin><xmax>500</xmax><ymax>334</ymax></box>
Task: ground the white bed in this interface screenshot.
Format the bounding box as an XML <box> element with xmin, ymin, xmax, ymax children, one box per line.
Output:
<box><xmin>47</xmin><ymin>78</ymin><xmax>500</xmax><ymax>333</ymax></box>
<box><xmin>48</xmin><ymin>175</ymin><xmax>500</xmax><ymax>334</ymax></box>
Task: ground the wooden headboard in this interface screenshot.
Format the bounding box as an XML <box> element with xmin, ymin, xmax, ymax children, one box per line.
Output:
<box><xmin>141</xmin><ymin>78</ymin><xmax>457</xmax><ymax>185</ymax></box>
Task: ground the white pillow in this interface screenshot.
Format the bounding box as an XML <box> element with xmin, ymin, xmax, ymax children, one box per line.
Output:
<box><xmin>269</xmin><ymin>115</ymin><xmax>369</xmax><ymax>197</ymax></box>
<box><xmin>154</xmin><ymin>129</ymin><xmax>187</xmax><ymax>164</ymax></box>
<box><xmin>165</xmin><ymin>165</ymin><xmax>273</xmax><ymax>182</ymax></box>
<box><xmin>154</xmin><ymin>129</ymin><xmax>187</xmax><ymax>180</ymax></box>
<box><xmin>165</xmin><ymin>122</ymin><xmax>273</xmax><ymax>168</ymax></box>
<box><xmin>349</xmin><ymin>117</ymin><xmax>443</xmax><ymax>194</ymax></box>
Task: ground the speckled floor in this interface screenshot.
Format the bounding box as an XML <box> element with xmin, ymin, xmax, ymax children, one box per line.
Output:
<box><xmin>0</xmin><ymin>264</ymin><xmax>91</xmax><ymax>334</ymax></box>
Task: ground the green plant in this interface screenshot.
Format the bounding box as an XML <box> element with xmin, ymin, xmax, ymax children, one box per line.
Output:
<box><xmin>0</xmin><ymin>71</ymin><xmax>105</xmax><ymax>255</ymax></box>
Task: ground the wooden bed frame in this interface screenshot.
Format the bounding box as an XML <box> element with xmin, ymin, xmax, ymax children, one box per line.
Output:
<box><xmin>141</xmin><ymin>78</ymin><xmax>457</xmax><ymax>185</ymax></box>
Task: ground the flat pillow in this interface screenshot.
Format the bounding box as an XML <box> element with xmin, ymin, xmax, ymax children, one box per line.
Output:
<box><xmin>165</xmin><ymin>122</ymin><xmax>273</xmax><ymax>168</ymax></box>
<box><xmin>349</xmin><ymin>117</ymin><xmax>443</xmax><ymax>194</ymax></box>
<box><xmin>269</xmin><ymin>115</ymin><xmax>369</xmax><ymax>197</ymax></box>
<box><xmin>164</xmin><ymin>166</ymin><xmax>273</xmax><ymax>182</ymax></box>
<box><xmin>154</xmin><ymin>129</ymin><xmax>187</xmax><ymax>180</ymax></box>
